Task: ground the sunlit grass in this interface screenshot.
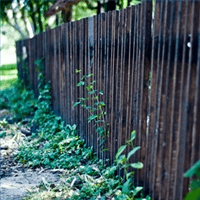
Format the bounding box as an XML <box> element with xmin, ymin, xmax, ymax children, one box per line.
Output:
<box><xmin>0</xmin><ymin>64</ymin><xmax>18</xmax><ymax>90</ymax></box>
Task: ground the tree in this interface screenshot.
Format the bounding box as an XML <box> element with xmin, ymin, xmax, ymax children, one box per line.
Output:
<box><xmin>0</xmin><ymin>0</ymin><xmax>141</xmax><ymax>39</ymax></box>
<box><xmin>1</xmin><ymin>0</ymin><xmax>57</xmax><ymax>39</ymax></box>
<box><xmin>45</xmin><ymin>0</ymin><xmax>141</xmax><ymax>23</ymax></box>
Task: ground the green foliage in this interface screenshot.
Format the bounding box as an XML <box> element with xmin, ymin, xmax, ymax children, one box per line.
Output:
<box><xmin>0</xmin><ymin>131</ymin><xmax>7</xmax><ymax>138</ymax></box>
<box><xmin>184</xmin><ymin>160</ymin><xmax>200</xmax><ymax>178</ymax></box>
<box><xmin>73</xmin><ymin>1</ymin><xmax>98</xmax><ymax>21</ymax></box>
<box><xmin>74</xmin><ymin>70</ymin><xmax>109</xmax><ymax>148</ymax></box>
<box><xmin>115</xmin><ymin>131</ymin><xmax>143</xmax><ymax>184</ymax></box>
<box><xmin>0</xmin><ymin>81</ymin><xmax>37</xmax><ymax>121</ymax></box>
<box><xmin>184</xmin><ymin>160</ymin><xmax>200</xmax><ymax>200</ymax></box>
<box><xmin>0</xmin><ymin>60</ymin><xmax>150</xmax><ymax>199</ymax></box>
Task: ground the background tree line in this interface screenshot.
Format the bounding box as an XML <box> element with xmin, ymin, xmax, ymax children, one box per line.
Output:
<box><xmin>1</xmin><ymin>0</ymin><xmax>141</xmax><ymax>39</ymax></box>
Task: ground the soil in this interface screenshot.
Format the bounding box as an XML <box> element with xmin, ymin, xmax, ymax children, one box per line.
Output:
<box><xmin>0</xmin><ymin>110</ymin><xmax>62</xmax><ymax>200</ymax></box>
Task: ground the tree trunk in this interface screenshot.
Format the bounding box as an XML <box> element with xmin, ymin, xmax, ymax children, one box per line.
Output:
<box><xmin>7</xmin><ymin>20</ymin><xmax>27</xmax><ymax>39</ymax></box>
<box><xmin>97</xmin><ymin>1</ymin><xmax>101</xmax><ymax>14</ymax></box>
<box><xmin>107</xmin><ymin>0</ymin><xmax>116</xmax><ymax>11</ymax></box>
<box><xmin>61</xmin><ymin>5</ymin><xmax>73</xmax><ymax>23</ymax></box>
<box><xmin>29</xmin><ymin>2</ymin><xmax>37</xmax><ymax>33</ymax></box>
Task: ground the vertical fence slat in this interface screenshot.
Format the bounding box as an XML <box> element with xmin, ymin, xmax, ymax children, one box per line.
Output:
<box><xmin>158</xmin><ymin>1</ymin><xmax>175</xmax><ymax>199</ymax></box>
<box><xmin>105</xmin><ymin>11</ymin><xmax>112</xmax><ymax>161</ymax></box>
<box><xmin>84</xmin><ymin>18</ymin><xmax>89</xmax><ymax>148</ymax></box>
<box><xmin>78</xmin><ymin>19</ymin><xmax>84</xmax><ymax>138</ymax></box>
<box><xmin>57</xmin><ymin>26</ymin><xmax>62</xmax><ymax>117</ymax></box>
<box><xmin>93</xmin><ymin>15</ymin><xmax>98</xmax><ymax>153</ymax></box>
<box><xmin>60</xmin><ymin>24</ymin><xmax>66</xmax><ymax>121</ymax></box>
<box><xmin>109</xmin><ymin>10</ymin><xmax>117</xmax><ymax>163</ymax></box>
<box><xmin>65</xmin><ymin>23</ymin><xmax>71</xmax><ymax>124</ymax></box>
<box><xmin>138</xmin><ymin>0</ymin><xmax>152</xmax><ymax>188</ymax></box>
<box><xmin>69</xmin><ymin>22</ymin><xmax>73</xmax><ymax>124</ymax></box>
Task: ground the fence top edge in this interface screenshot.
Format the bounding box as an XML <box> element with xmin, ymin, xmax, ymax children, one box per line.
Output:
<box><xmin>15</xmin><ymin>1</ymin><xmax>153</xmax><ymax>43</ymax></box>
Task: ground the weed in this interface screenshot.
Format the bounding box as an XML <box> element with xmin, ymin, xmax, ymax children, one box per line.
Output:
<box><xmin>74</xmin><ymin>70</ymin><xmax>109</xmax><ymax>148</ymax></box>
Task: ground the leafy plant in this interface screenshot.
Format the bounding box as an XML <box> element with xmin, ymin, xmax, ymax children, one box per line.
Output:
<box><xmin>115</xmin><ymin>130</ymin><xmax>143</xmax><ymax>178</ymax></box>
<box><xmin>184</xmin><ymin>160</ymin><xmax>200</xmax><ymax>200</ymax></box>
<box><xmin>113</xmin><ymin>131</ymin><xmax>144</xmax><ymax>197</ymax></box>
<box><xmin>74</xmin><ymin>70</ymin><xmax>109</xmax><ymax>147</ymax></box>
<box><xmin>1</xmin><ymin>60</ymin><xmax>151</xmax><ymax>199</ymax></box>
<box><xmin>0</xmin><ymin>82</ymin><xmax>37</xmax><ymax>121</ymax></box>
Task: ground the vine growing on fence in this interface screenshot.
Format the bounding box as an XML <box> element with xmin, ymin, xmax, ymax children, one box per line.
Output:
<box><xmin>74</xmin><ymin>69</ymin><xmax>110</xmax><ymax>149</ymax></box>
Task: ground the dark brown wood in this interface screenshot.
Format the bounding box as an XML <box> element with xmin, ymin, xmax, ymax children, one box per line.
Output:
<box><xmin>84</xmin><ymin>18</ymin><xmax>89</xmax><ymax>149</ymax></box>
<box><xmin>93</xmin><ymin>15</ymin><xmax>98</xmax><ymax>153</ymax></box>
<box><xmin>78</xmin><ymin>19</ymin><xmax>84</xmax><ymax>138</ymax></box>
<box><xmin>69</xmin><ymin>22</ymin><xmax>73</xmax><ymax>125</ymax></box>
<box><xmin>109</xmin><ymin>10</ymin><xmax>116</xmax><ymax>164</ymax></box>
<box><xmin>60</xmin><ymin>24</ymin><xmax>66</xmax><ymax>121</ymax></box>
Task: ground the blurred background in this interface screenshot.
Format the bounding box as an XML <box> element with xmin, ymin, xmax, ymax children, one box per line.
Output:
<box><xmin>0</xmin><ymin>0</ymin><xmax>140</xmax><ymax>89</ymax></box>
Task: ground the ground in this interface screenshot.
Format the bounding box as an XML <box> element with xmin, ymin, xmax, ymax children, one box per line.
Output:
<box><xmin>0</xmin><ymin>110</ymin><xmax>62</xmax><ymax>200</ymax></box>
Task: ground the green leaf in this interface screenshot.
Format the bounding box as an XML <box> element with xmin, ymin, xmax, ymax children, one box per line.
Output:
<box><xmin>96</xmin><ymin>126</ymin><xmax>105</xmax><ymax>136</ymax></box>
<box><xmin>130</xmin><ymin>162</ymin><xmax>143</xmax><ymax>169</ymax></box>
<box><xmin>126</xmin><ymin>171</ymin><xmax>135</xmax><ymax>179</ymax></box>
<box><xmin>116</xmin><ymin>155</ymin><xmax>127</xmax><ymax>166</ymax></box>
<box><xmin>190</xmin><ymin>180</ymin><xmax>200</xmax><ymax>190</ymax></box>
<box><xmin>73</xmin><ymin>102</ymin><xmax>80</xmax><ymax>107</ymax></box>
<box><xmin>87</xmin><ymin>73</ymin><xmax>93</xmax><ymax>78</ymax></box>
<box><xmin>130</xmin><ymin>130</ymin><xmax>136</xmax><ymax>141</ymax></box>
<box><xmin>0</xmin><ymin>132</ymin><xmax>6</xmax><ymax>138</ymax></box>
<box><xmin>75</xmin><ymin>69</ymin><xmax>81</xmax><ymax>73</ymax></box>
<box><xmin>85</xmin><ymin>106</ymin><xmax>92</xmax><ymax>110</ymax></box>
<box><xmin>121</xmin><ymin>164</ymin><xmax>130</xmax><ymax>169</ymax></box>
<box><xmin>93</xmin><ymin>96</ymin><xmax>98</xmax><ymax>100</ymax></box>
<box><xmin>71</xmin><ymin>124</ymin><xmax>77</xmax><ymax>130</ymax></box>
<box><xmin>115</xmin><ymin>145</ymin><xmax>127</xmax><ymax>160</ymax></box>
<box><xmin>99</xmin><ymin>102</ymin><xmax>105</xmax><ymax>107</ymax></box>
<box><xmin>77</xmin><ymin>81</ymin><xmax>84</xmax><ymax>86</ymax></box>
<box><xmin>81</xmin><ymin>75</ymin><xmax>86</xmax><ymax>80</ymax></box>
<box><xmin>88</xmin><ymin>115</ymin><xmax>98</xmax><ymax>123</ymax></box>
<box><xmin>95</xmin><ymin>120</ymin><xmax>104</xmax><ymax>123</ymax></box>
<box><xmin>94</xmin><ymin>102</ymin><xmax>99</xmax><ymax>106</ymax></box>
<box><xmin>122</xmin><ymin>179</ymin><xmax>131</xmax><ymax>194</ymax></box>
<box><xmin>99</xmin><ymin>90</ymin><xmax>104</xmax><ymax>95</ymax></box>
<box><xmin>102</xmin><ymin>148</ymin><xmax>108</xmax><ymax>152</ymax></box>
<box><xmin>184</xmin><ymin>160</ymin><xmax>200</xmax><ymax>178</ymax></box>
<box><xmin>89</xmin><ymin>90</ymin><xmax>97</xmax><ymax>95</ymax></box>
<box><xmin>184</xmin><ymin>188</ymin><xmax>200</xmax><ymax>200</ymax></box>
<box><xmin>133</xmin><ymin>186</ymin><xmax>143</xmax><ymax>196</ymax></box>
<box><xmin>86</xmin><ymin>85</ymin><xmax>93</xmax><ymax>91</ymax></box>
<box><xmin>89</xmin><ymin>80</ymin><xmax>96</xmax><ymax>84</ymax></box>
<box><xmin>127</xmin><ymin>146</ymin><xmax>141</xmax><ymax>160</ymax></box>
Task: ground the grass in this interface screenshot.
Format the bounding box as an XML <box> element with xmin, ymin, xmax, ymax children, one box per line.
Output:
<box><xmin>0</xmin><ymin>64</ymin><xmax>18</xmax><ymax>90</ymax></box>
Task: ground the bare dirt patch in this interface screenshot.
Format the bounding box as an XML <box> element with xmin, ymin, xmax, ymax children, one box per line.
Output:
<box><xmin>0</xmin><ymin>110</ymin><xmax>62</xmax><ymax>200</ymax></box>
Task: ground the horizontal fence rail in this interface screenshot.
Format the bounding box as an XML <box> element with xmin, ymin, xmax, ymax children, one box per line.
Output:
<box><xmin>16</xmin><ymin>0</ymin><xmax>200</xmax><ymax>199</ymax></box>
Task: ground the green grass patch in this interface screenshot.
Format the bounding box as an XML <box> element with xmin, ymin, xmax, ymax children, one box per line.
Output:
<box><xmin>0</xmin><ymin>64</ymin><xmax>18</xmax><ymax>90</ymax></box>
<box><xmin>0</xmin><ymin>64</ymin><xmax>17</xmax><ymax>71</ymax></box>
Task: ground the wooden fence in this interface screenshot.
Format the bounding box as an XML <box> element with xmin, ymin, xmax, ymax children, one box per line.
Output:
<box><xmin>16</xmin><ymin>0</ymin><xmax>200</xmax><ymax>199</ymax></box>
